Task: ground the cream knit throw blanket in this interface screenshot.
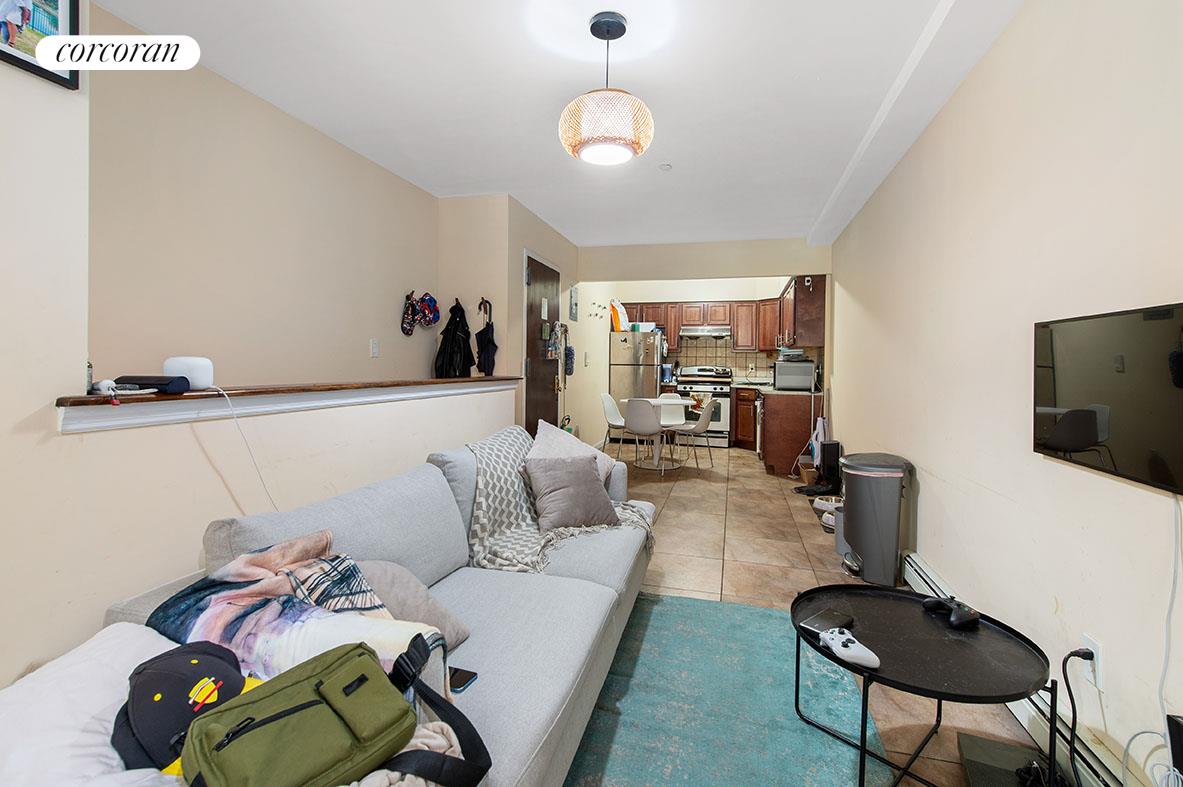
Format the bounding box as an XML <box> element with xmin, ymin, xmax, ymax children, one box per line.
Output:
<box><xmin>467</xmin><ymin>425</ymin><xmax>652</xmax><ymax>573</ymax></box>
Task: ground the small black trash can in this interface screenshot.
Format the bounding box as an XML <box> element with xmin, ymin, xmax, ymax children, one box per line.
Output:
<box><xmin>839</xmin><ymin>453</ymin><xmax>914</xmax><ymax>586</ymax></box>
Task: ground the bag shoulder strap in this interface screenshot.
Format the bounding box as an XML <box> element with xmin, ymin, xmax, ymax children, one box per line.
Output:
<box><xmin>385</xmin><ymin>635</ymin><xmax>491</xmax><ymax>787</ymax></box>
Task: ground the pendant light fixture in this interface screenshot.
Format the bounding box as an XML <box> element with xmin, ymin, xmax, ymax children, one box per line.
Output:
<box><xmin>558</xmin><ymin>11</ymin><xmax>654</xmax><ymax>166</ymax></box>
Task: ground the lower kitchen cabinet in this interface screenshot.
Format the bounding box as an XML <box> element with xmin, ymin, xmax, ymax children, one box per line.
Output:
<box><xmin>761</xmin><ymin>392</ymin><xmax>824</xmax><ymax>477</ymax></box>
<box><xmin>732</xmin><ymin>387</ymin><xmax>759</xmax><ymax>450</ymax></box>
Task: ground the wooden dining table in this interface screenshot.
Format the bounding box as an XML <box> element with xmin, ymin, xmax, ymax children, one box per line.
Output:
<box><xmin>619</xmin><ymin>397</ymin><xmax>698</xmax><ymax>470</ymax></box>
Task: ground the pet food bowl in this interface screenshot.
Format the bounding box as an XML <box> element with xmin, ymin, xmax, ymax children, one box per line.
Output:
<box><xmin>812</xmin><ymin>495</ymin><xmax>844</xmax><ymax>519</ymax></box>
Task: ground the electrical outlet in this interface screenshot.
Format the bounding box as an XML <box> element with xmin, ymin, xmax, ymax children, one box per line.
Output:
<box><xmin>1081</xmin><ymin>634</ymin><xmax>1103</xmax><ymax>691</ymax></box>
<box><xmin>369</xmin><ymin>338</ymin><xmax>380</xmax><ymax>359</ymax></box>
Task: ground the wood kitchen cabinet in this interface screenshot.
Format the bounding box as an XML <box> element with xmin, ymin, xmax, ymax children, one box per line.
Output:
<box><xmin>779</xmin><ymin>283</ymin><xmax>796</xmax><ymax>348</ymax></box>
<box><xmin>640</xmin><ymin>302</ymin><xmax>667</xmax><ymax>327</ymax></box>
<box><xmin>733</xmin><ymin>386</ymin><xmax>759</xmax><ymax>450</ymax></box>
<box><xmin>706</xmin><ymin>302</ymin><xmax>732</xmax><ymax>326</ymax></box>
<box><xmin>791</xmin><ymin>276</ymin><xmax>826</xmax><ymax>347</ymax></box>
<box><xmin>622</xmin><ymin>304</ymin><xmax>641</xmax><ymax>325</ymax></box>
<box><xmin>731</xmin><ymin>302</ymin><xmax>757</xmax><ymax>351</ymax></box>
<box><xmin>665</xmin><ymin>303</ymin><xmax>682</xmax><ymax>350</ymax></box>
<box><xmin>762</xmin><ymin>392</ymin><xmax>824</xmax><ymax>476</ymax></box>
<box><xmin>681</xmin><ymin>302</ymin><xmax>706</xmax><ymax>326</ymax></box>
<box><xmin>778</xmin><ymin>276</ymin><xmax>827</xmax><ymax>348</ymax></box>
<box><xmin>757</xmin><ymin>298</ymin><xmax>780</xmax><ymax>351</ymax></box>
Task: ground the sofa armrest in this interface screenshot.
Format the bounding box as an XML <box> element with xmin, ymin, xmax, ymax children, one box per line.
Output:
<box><xmin>104</xmin><ymin>570</ymin><xmax>206</xmax><ymax>627</ymax></box>
<box><xmin>607</xmin><ymin>460</ymin><xmax>628</xmax><ymax>502</ymax></box>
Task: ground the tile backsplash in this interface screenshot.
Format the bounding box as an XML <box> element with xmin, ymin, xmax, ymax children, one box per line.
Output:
<box><xmin>669</xmin><ymin>336</ymin><xmax>776</xmax><ymax>377</ymax></box>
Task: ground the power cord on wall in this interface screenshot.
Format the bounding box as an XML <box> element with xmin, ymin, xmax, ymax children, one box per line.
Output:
<box><xmin>1063</xmin><ymin>648</ymin><xmax>1095</xmax><ymax>786</ymax></box>
<box><xmin>212</xmin><ymin>386</ymin><xmax>279</xmax><ymax>511</ymax></box>
<box><xmin>1121</xmin><ymin>494</ymin><xmax>1183</xmax><ymax>787</ymax></box>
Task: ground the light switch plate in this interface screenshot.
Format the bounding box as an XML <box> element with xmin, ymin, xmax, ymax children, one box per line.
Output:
<box><xmin>369</xmin><ymin>338</ymin><xmax>380</xmax><ymax>359</ymax></box>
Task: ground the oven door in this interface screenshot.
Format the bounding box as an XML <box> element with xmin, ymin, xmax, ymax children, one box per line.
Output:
<box><xmin>677</xmin><ymin>388</ymin><xmax>731</xmax><ymax>434</ymax></box>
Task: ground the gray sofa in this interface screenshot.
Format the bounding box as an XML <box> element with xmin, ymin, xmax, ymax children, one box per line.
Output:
<box><xmin>107</xmin><ymin>444</ymin><xmax>653</xmax><ymax>787</ymax></box>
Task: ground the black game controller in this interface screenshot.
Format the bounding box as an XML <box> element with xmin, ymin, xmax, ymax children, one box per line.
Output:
<box><xmin>922</xmin><ymin>596</ymin><xmax>981</xmax><ymax>630</ymax></box>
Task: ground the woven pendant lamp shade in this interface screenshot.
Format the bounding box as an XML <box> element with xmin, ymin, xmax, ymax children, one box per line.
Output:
<box><xmin>559</xmin><ymin>87</ymin><xmax>654</xmax><ymax>164</ymax></box>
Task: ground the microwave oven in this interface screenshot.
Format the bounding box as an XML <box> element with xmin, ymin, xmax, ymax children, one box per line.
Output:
<box><xmin>774</xmin><ymin>360</ymin><xmax>816</xmax><ymax>391</ymax></box>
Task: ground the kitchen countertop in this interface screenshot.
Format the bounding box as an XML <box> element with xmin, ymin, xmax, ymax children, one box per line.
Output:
<box><xmin>730</xmin><ymin>380</ymin><xmax>819</xmax><ymax>396</ymax></box>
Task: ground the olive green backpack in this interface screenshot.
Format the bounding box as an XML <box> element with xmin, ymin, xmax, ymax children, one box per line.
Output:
<box><xmin>180</xmin><ymin>636</ymin><xmax>490</xmax><ymax>787</ymax></box>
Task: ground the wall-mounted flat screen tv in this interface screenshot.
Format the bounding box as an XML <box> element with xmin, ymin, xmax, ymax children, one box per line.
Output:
<box><xmin>1034</xmin><ymin>303</ymin><xmax>1183</xmax><ymax>494</ymax></box>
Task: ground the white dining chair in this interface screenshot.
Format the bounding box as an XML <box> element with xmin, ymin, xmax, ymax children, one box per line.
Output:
<box><xmin>658</xmin><ymin>392</ymin><xmax>687</xmax><ymax>429</ymax></box>
<box><xmin>600</xmin><ymin>393</ymin><xmax>628</xmax><ymax>459</ymax></box>
<box><xmin>669</xmin><ymin>398</ymin><xmax>719</xmax><ymax>470</ymax></box>
<box><xmin>624</xmin><ymin>398</ymin><xmax>671</xmax><ymax>476</ymax></box>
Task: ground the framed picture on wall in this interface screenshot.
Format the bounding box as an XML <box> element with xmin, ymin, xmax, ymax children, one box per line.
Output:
<box><xmin>0</xmin><ymin>0</ymin><xmax>79</xmax><ymax>90</ymax></box>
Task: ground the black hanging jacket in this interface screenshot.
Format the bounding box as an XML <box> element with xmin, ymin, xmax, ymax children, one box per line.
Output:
<box><xmin>434</xmin><ymin>302</ymin><xmax>476</xmax><ymax>378</ymax></box>
<box><xmin>475</xmin><ymin>320</ymin><xmax>497</xmax><ymax>376</ymax></box>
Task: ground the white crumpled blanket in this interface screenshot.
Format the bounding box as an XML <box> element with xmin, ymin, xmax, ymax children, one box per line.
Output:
<box><xmin>345</xmin><ymin>721</ymin><xmax>463</xmax><ymax>787</ymax></box>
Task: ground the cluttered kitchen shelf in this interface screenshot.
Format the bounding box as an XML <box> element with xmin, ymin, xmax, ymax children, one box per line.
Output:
<box><xmin>55</xmin><ymin>376</ymin><xmax>521</xmax><ymax>434</ymax></box>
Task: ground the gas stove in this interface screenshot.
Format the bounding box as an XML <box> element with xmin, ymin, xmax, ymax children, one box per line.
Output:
<box><xmin>676</xmin><ymin>365</ymin><xmax>734</xmax><ymax>385</ymax></box>
<box><xmin>675</xmin><ymin>366</ymin><xmax>732</xmax><ymax>447</ymax></box>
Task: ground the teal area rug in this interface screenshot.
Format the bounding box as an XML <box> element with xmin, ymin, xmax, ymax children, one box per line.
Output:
<box><xmin>565</xmin><ymin>593</ymin><xmax>893</xmax><ymax>786</ymax></box>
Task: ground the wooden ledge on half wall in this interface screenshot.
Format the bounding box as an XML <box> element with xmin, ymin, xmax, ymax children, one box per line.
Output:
<box><xmin>55</xmin><ymin>376</ymin><xmax>522</xmax><ymax>408</ymax></box>
<box><xmin>54</xmin><ymin>376</ymin><xmax>522</xmax><ymax>435</ymax></box>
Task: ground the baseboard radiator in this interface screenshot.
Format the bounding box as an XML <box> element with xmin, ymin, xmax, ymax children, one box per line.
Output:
<box><xmin>902</xmin><ymin>553</ymin><xmax>1122</xmax><ymax>787</ymax></box>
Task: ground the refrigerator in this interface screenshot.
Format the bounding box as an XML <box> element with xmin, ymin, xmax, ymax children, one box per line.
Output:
<box><xmin>609</xmin><ymin>332</ymin><xmax>662</xmax><ymax>404</ymax></box>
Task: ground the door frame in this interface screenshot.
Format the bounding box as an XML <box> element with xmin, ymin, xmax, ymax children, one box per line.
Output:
<box><xmin>521</xmin><ymin>249</ymin><xmax>562</xmax><ymax>428</ymax></box>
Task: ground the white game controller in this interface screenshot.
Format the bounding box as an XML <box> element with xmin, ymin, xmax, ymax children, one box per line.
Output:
<box><xmin>820</xmin><ymin>628</ymin><xmax>880</xmax><ymax>669</ymax></box>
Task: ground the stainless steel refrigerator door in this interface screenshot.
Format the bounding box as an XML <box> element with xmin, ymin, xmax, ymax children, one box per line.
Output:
<box><xmin>609</xmin><ymin>332</ymin><xmax>659</xmax><ymax>365</ymax></box>
<box><xmin>609</xmin><ymin>364</ymin><xmax>659</xmax><ymax>403</ymax></box>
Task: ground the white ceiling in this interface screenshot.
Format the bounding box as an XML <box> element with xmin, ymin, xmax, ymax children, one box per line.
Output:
<box><xmin>96</xmin><ymin>0</ymin><xmax>1022</xmax><ymax>247</ymax></box>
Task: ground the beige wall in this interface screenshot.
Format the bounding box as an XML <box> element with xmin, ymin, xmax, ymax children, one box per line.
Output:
<box><xmin>579</xmin><ymin>238</ymin><xmax>831</xmax><ymax>282</ymax></box>
<box><xmin>0</xmin><ymin>5</ymin><xmax>516</xmax><ymax>686</ymax></box>
<box><xmin>89</xmin><ymin>7</ymin><xmax>439</xmax><ymax>385</ymax></box>
<box><xmin>830</xmin><ymin>0</ymin><xmax>1183</xmax><ymax>775</ymax></box>
<box><xmin>508</xmin><ymin>197</ymin><xmax>579</xmax><ymax>425</ymax></box>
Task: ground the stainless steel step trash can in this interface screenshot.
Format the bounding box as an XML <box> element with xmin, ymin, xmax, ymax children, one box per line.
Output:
<box><xmin>839</xmin><ymin>453</ymin><xmax>914</xmax><ymax>586</ymax></box>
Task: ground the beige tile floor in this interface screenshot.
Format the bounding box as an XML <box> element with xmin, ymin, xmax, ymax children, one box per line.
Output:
<box><xmin>622</xmin><ymin>443</ymin><xmax>1037</xmax><ymax>786</ymax></box>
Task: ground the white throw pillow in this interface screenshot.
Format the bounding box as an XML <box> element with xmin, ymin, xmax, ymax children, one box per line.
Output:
<box><xmin>529</xmin><ymin>420</ymin><xmax>615</xmax><ymax>481</ymax></box>
<box><xmin>0</xmin><ymin>623</ymin><xmax>183</xmax><ymax>786</ymax></box>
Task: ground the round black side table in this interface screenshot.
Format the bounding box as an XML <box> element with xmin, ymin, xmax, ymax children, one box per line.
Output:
<box><xmin>791</xmin><ymin>585</ymin><xmax>1054</xmax><ymax>787</ymax></box>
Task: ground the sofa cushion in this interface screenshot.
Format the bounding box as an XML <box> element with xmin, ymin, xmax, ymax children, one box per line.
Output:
<box><xmin>429</xmin><ymin>448</ymin><xmax>631</xmax><ymax>533</ymax></box>
<box><xmin>204</xmin><ymin>464</ymin><xmax>468</xmax><ymax>587</ymax></box>
<box><xmin>543</xmin><ymin>525</ymin><xmax>649</xmax><ymax>598</ymax></box>
<box><xmin>0</xmin><ymin>623</ymin><xmax>180</xmax><ymax>787</ymax></box>
<box><xmin>528</xmin><ymin>420</ymin><xmax>615</xmax><ymax>481</ymax></box>
<box><xmin>429</xmin><ymin>568</ymin><xmax>617</xmax><ymax>787</ymax></box>
<box><xmin>524</xmin><ymin>456</ymin><xmax>620</xmax><ymax>533</ymax></box>
<box><xmin>426</xmin><ymin>448</ymin><xmax>478</xmax><ymax>532</ymax></box>
<box><xmin>357</xmin><ymin>560</ymin><xmax>470</xmax><ymax>650</ymax></box>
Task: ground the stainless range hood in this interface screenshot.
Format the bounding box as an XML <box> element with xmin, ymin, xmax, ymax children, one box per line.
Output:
<box><xmin>679</xmin><ymin>325</ymin><xmax>732</xmax><ymax>339</ymax></box>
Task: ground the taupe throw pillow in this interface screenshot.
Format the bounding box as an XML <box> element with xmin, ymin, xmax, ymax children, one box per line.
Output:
<box><xmin>523</xmin><ymin>455</ymin><xmax>621</xmax><ymax>533</ymax></box>
<box><xmin>357</xmin><ymin>560</ymin><xmax>470</xmax><ymax>649</ymax></box>
<box><xmin>529</xmin><ymin>419</ymin><xmax>615</xmax><ymax>482</ymax></box>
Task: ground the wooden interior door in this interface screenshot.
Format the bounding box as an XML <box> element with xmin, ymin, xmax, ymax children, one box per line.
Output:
<box><xmin>524</xmin><ymin>257</ymin><xmax>560</xmax><ymax>436</ymax></box>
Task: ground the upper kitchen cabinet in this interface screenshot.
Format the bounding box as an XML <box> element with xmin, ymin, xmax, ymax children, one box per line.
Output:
<box><xmin>665</xmin><ymin>303</ymin><xmax>682</xmax><ymax>351</ymax></box>
<box><xmin>778</xmin><ymin>275</ymin><xmax>827</xmax><ymax>348</ymax></box>
<box><xmin>791</xmin><ymin>276</ymin><xmax>826</xmax><ymax>347</ymax></box>
<box><xmin>706</xmin><ymin>302</ymin><xmax>732</xmax><ymax>326</ymax></box>
<box><xmin>622</xmin><ymin>304</ymin><xmax>641</xmax><ymax>324</ymax></box>
<box><xmin>731</xmin><ymin>302</ymin><xmax>757</xmax><ymax>351</ymax></box>
<box><xmin>757</xmin><ymin>298</ymin><xmax>780</xmax><ymax>351</ymax></box>
<box><xmin>779</xmin><ymin>283</ymin><xmax>795</xmax><ymax>347</ymax></box>
<box><xmin>640</xmin><ymin>302</ymin><xmax>667</xmax><ymax>327</ymax></box>
<box><xmin>681</xmin><ymin>302</ymin><xmax>706</xmax><ymax>326</ymax></box>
